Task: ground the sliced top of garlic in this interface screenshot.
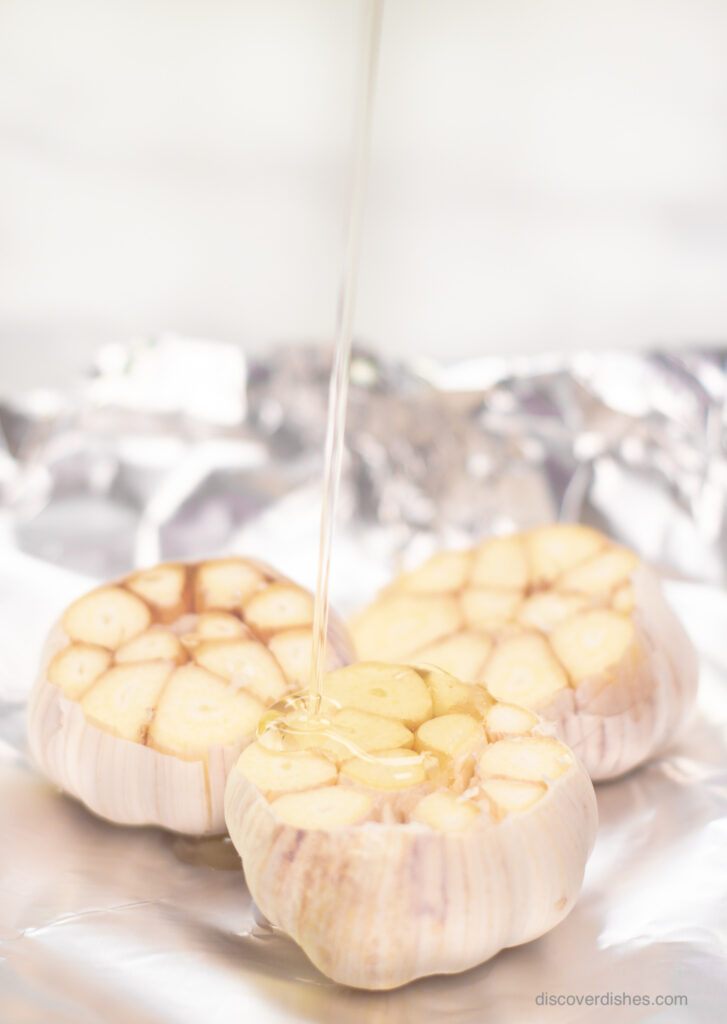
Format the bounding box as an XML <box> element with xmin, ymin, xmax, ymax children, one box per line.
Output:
<box><xmin>348</xmin><ymin>525</ymin><xmax>698</xmax><ymax>781</ymax></box>
<box><xmin>45</xmin><ymin>557</ymin><xmax>352</xmax><ymax>763</ymax></box>
<box><xmin>236</xmin><ymin>661</ymin><xmax>576</xmax><ymax>833</ymax></box>
<box><xmin>350</xmin><ymin>525</ymin><xmax>639</xmax><ymax>701</ymax></box>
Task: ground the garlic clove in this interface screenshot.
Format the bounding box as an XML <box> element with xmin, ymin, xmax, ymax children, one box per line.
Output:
<box><xmin>224</xmin><ymin>661</ymin><xmax>597</xmax><ymax>989</ymax></box>
<box><xmin>350</xmin><ymin>525</ymin><xmax>698</xmax><ymax>781</ymax></box>
<box><xmin>27</xmin><ymin>556</ymin><xmax>353</xmax><ymax>834</ymax></box>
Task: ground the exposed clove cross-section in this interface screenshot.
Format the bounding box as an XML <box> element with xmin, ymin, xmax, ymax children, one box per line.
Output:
<box><xmin>350</xmin><ymin>524</ymin><xmax>698</xmax><ymax>779</ymax></box>
<box><xmin>27</xmin><ymin>557</ymin><xmax>353</xmax><ymax>834</ymax></box>
<box><xmin>224</xmin><ymin>661</ymin><xmax>598</xmax><ymax>989</ymax></box>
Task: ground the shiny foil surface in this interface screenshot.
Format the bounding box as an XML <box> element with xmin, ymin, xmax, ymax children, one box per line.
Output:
<box><xmin>1</xmin><ymin>337</ymin><xmax>725</xmax><ymax>1022</ymax></box>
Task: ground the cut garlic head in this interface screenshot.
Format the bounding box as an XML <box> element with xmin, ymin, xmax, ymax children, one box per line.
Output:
<box><xmin>27</xmin><ymin>558</ymin><xmax>352</xmax><ymax>834</ymax></box>
<box><xmin>350</xmin><ymin>525</ymin><xmax>699</xmax><ymax>780</ymax></box>
<box><xmin>224</xmin><ymin>661</ymin><xmax>598</xmax><ymax>990</ymax></box>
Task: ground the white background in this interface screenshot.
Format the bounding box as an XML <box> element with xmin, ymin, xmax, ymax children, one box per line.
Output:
<box><xmin>2</xmin><ymin>0</ymin><xmax>727</xmax><ymax>392</ymax></box>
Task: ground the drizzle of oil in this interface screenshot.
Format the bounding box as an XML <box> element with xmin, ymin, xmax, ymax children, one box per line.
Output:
<box><xmin>257</xmin><ymin>695</ymin><xmax>438</xmax><ymax>771</ymax></box>
<box><xmin>257</xmin><ymin>0</ymin><xmax>393</xmax><ymax>764</ymax></box>
<box><xmin>252</xmin><ymin>4</ymin><xmax>460</xmax><ymax>788</ymax></box>
<box><xmin>308</xmin><ymin>0</ymin><xmax>384</xmax><ymax>711</ymax></box>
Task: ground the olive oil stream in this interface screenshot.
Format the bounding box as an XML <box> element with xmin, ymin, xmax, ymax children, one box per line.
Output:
<box><xmin>256</xmin><ymin>0</ymin><xmax>431</xmax><ymax>773</ymax></box>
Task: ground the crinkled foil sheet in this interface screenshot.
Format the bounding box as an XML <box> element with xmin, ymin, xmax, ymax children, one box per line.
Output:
<box><xmin>1</xmin><ymin>337</ymin><xmax>726</xmax><ymax>1023</ymax></box>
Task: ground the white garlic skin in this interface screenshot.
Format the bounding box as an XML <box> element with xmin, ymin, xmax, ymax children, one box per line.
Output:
<box><xmin>543</xmin><ymin>565</ymin><xmax>699</xmax><ymax>780</ymax></box>
<box><xmin>27</xmin><ymin>559</ymin><xmax>354</xmax><ymax>835</ymax></box>
<box><xmin>224</xmin><ymin>754</ymin><xmax>597</xmax><ymax>990</ymax></box>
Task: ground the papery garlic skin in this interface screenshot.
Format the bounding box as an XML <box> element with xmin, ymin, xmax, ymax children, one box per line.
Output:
<box><xmin>27</xmin><ymin>558</ymin><xmax>352</xmax><ymax>835</ymax></box>
<box><xmin>224</xmin><ymin>662</ymin><xmax>598</xmax><ymax>990</ymax></box>
<box><xmin>350</xmin><ymin>526</ymin><xmax>698</xmax><ymax>780</ymax></box>
<box><xmin>540</xmin><ymin>563</ymin><xmax>699</xmax><ymax>779</ymax></box>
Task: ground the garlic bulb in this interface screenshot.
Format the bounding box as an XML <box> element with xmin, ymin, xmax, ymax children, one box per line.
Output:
<box><xmin>224</xmin><ymin>661</ymin><xmax>598</xmax><ymax>990</ymax></box>
<box><xmin>27</xmin><ymin>558</ymin><xmax>352</xmax><ymax>834</ymax></box>
<box><xmin>349</xmin><ymin>525</ymin><xmax>698</xmax><ymax>780</ymax></box>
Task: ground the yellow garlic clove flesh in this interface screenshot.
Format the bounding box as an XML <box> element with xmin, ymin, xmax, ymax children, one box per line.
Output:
<box><xmin>27</xmin><ymin>557</ymin><xmax>353</xmax><ymax>834</ymax></box>
<box><xmin>224</xmin><ymin>661</ymin><xmax>598</xmax><ymax>990</ymax></box>
<box><xmin>350</xmin><ymin>525</ymin><xmax>698</xmax><ymax>780</ymax></box>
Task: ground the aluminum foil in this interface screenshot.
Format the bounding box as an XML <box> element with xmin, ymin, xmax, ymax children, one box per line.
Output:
<box><xmin>1</xmin><ymin>336</ymin><xmax>726</xmax><ymax>1023</ymax></box>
